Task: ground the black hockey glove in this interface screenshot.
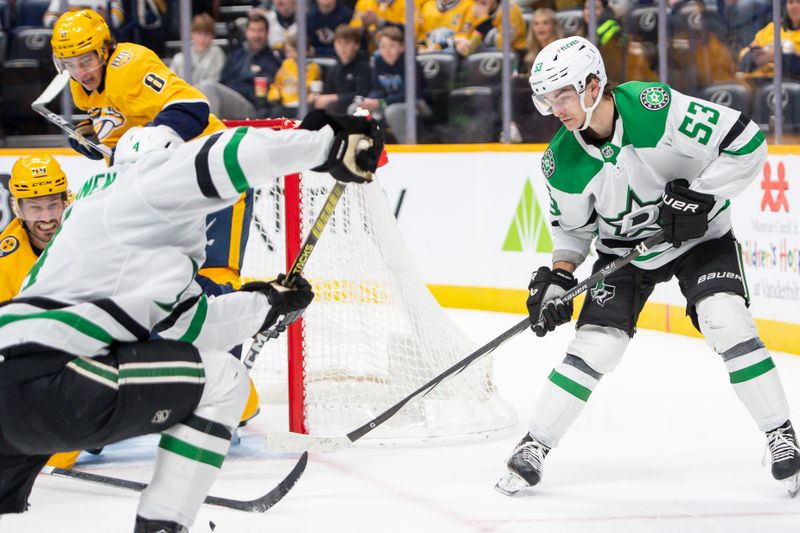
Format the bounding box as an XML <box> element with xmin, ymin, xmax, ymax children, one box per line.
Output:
<box><xmin>527</xmin><ymin>267</ymin><xmax>577</xmax><ymax>337</ymax></box>
<box><xmin>68</xmin><ymin>119</ymin><xmax>105</xmax><ymax>160</ymax></box>
<box><xmin>299</xmin><ymin>109</ymin><xmax>384</xmax><ymax>184</ymax></box>
<box><xmin>657</xmin><ymin>179</ymin><xmax>715</xmax><ymax>247</ymax></box>
<box><xmin>240</xmin><ymin>273</ymin><xmax>315</xmax><ymax>333</ymax></box>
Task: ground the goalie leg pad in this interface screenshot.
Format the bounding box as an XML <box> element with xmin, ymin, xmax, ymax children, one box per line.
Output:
<box><xmin>697</xmin><ymin>292</ymin><xmax>790</xmax><ymax>432</ymax></box>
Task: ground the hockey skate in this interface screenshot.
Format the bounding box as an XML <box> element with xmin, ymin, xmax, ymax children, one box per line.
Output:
<box><xmin>133</xmin><ymin>516</ymin><xmax>188</xmax><ymax>533</ymax></box>
<box><xmin>495</xmin><ymin>433</ymin><xmax>550</xmax><ymax>496</ymax></box>
<box><xmin>765</xmin><ymin>421</ymin><xmax>800</xmax><ymax>498</ymax></box>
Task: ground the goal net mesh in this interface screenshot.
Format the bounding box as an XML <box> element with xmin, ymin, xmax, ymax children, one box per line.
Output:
<box><xmin>237</xmin><ymin>121</ymin><xmax>516</xmax><ymax>442</ymax></box>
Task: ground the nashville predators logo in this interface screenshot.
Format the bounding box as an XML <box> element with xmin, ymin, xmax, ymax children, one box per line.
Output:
<box><xmin>0</xmin><ymin>236</ymin><xmax>19</xmax><ymax>257</ymax></box>
<box><xmin>111</xmin><ymin>51</ymin><xmax>133</xmax><ymax>68</ymax></box>
<box><xmin>89</xmin><ymin>107</ymin><xmax>126</xmax><ymax>141</ymax></box>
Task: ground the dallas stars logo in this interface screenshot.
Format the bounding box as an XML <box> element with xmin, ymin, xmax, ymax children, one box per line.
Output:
<box><xmin>541</xmin><ymin>148</ymin><xmax>555</xmax><ymax>178</ymax></box>
<box><xmin>590</xmin><ymin>280</ymin><xmax>616</xmax><ymax>307</ymax></box>
<box><xmin>599</xmin><ymin>187</ymin><xmax>662</xmax><ymax>237</ymax></box>
<box><xmin>640</xmin><ymin>87</ymin><xmax>669</xmax><ymax>111</ymax></box>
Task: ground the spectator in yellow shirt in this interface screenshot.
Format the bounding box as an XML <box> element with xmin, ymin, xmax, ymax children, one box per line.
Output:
<box><xmin>267</xmin><ymin>33</ymin><xmax>323</xmax><ymax>118</ymax></box>
<box><xmin>456</xmin><ymin>0</ymin><xmax>526</xmax><ymax>56</ymax></box>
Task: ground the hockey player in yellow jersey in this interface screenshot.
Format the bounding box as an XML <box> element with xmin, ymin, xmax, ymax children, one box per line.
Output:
<box><xmin>417</xmin><ymin>0</ymin><xmax>476</xmax><ymax>52</ymax></box>
<box><xmin>0</xmin><ymin>156</ymin><xmax>69</xmax><ymax>303</ymax></box>
<box><xmin>50</xmin><ymin>8</ymin><xmax>260</xmax><ymax>424</ymax></box>
<box><xmin>0</xmin><ymin>155</ymin><xmax>80</xmax><ymax>470</ymax></box>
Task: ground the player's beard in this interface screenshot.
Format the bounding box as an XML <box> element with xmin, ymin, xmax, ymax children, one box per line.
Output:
<box><xmin>26</xmin><ymin>219</ymin><xmax>59</xmax><ymax>248</ymax></box>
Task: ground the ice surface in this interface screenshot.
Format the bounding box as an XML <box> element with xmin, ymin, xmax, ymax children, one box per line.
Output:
<box><xmin>5</xmin><ymin>309</ymin><xmax>799</xmax><ymax>532</ymax></box>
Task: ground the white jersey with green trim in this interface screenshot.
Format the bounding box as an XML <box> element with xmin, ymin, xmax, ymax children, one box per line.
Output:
<box><xmin>543</xmin><ymin>81</ymin><xmax>766</xmax><ymax>269</ymax></box>
<box><xmin>0</xmin><ymin>125</ymin><xmax>333</xmax><ymax>359</ymax></box>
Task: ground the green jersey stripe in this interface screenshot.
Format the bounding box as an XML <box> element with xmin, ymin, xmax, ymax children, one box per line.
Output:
<box><xmin>721</xmin><ymin>130</ymin><xmax>765</xmax><ymax>156</ymax></box>
<box><xmin>729</xmin><ymin>357</ymin><xmax>775</xmax><ymax>384</ymax></box>
<box><xmin>223</xmin><ymin>128</ymin><xmax>249</xmax><ymax>193</ymax></box>
<box><xmin>0</xmin><ymin>311</ymin><xmax>114</xmax><ymax>343</ymax></box>
<box><xmin>548</xmin><ymin>369</ymin><xmax>592</xmax><ymax>401</ymax></box>
<box><xmin>179</xmin><ymin>295</ymin><xmax>208</xmax><ymax>343</ymax></box>
<box><xmin>159</xmin><ymin>433</ymin><xmax>225</xmax><ymax>468</ymax></box>
<box><xmin>119</xmin><ymin>366</ymin><xmax>205</xmax><ymax>379</ymax></box>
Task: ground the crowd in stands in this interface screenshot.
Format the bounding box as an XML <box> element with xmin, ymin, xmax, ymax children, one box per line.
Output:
<box><xmin>2</xmin><ymin>0</ymin><xmax>800</xmax><ymax>142</ymax></box>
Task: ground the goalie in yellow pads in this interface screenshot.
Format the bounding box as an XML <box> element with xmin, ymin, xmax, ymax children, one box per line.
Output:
<box><xmin>50</xmin><ymin>8</ymin><xmax>260</xmax><ymax>426</ymax></box>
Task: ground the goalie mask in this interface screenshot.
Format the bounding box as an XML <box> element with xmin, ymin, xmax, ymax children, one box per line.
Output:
<box><xmin>529</xmin><ymin>36</ymin><xmax>607</xmax><ymax>131</ymax></box>
<box><xmin>113</xmin><ymin>125</ymin><xmax>184</xmax><ymax>165</ymax></box>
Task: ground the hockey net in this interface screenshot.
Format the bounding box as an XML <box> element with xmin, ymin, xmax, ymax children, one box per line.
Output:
<box><xmin>229</xmin><ymin>119</ymin><xmax>516</xmax><ymax>443</ymax></box>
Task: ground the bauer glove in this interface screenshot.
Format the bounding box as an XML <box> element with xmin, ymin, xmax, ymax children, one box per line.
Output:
<box><xmin>299</xmin><ymin>109</ymin><xmax>384</xmax><ymax>184</ymax></box>
<box><xmin>240</xmin><ymin>273</ymin><xmax>315</xmax><ymax>333</ymax></box>
<box><xmin>526</xmin><ymin>267</ymin><xmax>577</xmax><ymax>337</ymax></box>
<box><xmin>657</xmin><ymin>179</ymin><xmax>715</xmax><ymax>247</ymax></box>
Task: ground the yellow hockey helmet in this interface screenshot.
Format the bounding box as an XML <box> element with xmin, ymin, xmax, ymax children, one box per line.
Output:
<box><xmin>10</xmin><ymin>155</ymin><xmax>69</xmax><ymax>199</ymax></box>
<box><xmin>51</xmin><ymin>9</ymin><xmax>112</xmax><ymax>62</ymax></box>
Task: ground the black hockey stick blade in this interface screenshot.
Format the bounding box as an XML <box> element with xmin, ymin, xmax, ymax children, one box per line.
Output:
<box><xmin>266</xmin><ymin>231</ymin><xmax>669</xmax><ymax>453</ymax></box>
<box><xmin>42</xmin><ymin>451</ymin><xmax>308</xmax><ymax>513</ymax></box>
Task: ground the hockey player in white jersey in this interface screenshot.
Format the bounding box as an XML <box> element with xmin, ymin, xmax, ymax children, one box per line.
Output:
<box><xmin>0</xmin><ymin>111</ymin><xmax>383</xmax><ymax>531</ymax></box>
<box><xmin>496</xmin><ymin>36</ymin><xmax>800</xmax><ymax>497</ymax></box>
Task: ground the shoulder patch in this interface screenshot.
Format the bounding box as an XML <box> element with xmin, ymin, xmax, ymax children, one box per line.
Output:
<box><xmin>111</xmin><ymin>50</ymin><xmax>134</xmax><ymax>68</ymax></box>
<box><xmin>541</xmin><ymin>148</ymin><xmax>555</xmax><ymax>179</ymax></box>
<box><xmin>640</xmin><ymin>86</ymin><xmax>670</xmax><ymax>111</ymax></box>
<box><xmin>0</xmin><ymin>236</ymin><xmax>19</xmax><ymax>257</ymax></box>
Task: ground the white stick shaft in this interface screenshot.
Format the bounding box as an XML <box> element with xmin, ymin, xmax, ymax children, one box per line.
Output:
<box><xmin>31</xmin><ymin>73</ymin><xmax>113</xmax><ymax>158</ymax></box>
<box><xmin>32</xmin><ymin>71</ymin><xmax>70</xmax><ymax>106</ymax></box>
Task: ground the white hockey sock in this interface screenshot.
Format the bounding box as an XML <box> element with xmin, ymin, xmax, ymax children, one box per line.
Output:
<box><xmin>137</xmin><ymin>350</ymin><xmax>250</xmax><ymax>526</ymax></box>
<box><xmin>138</xmin><ymin>415</ymin><xmax>235</xmax><ymax>525</ymax></box>
<box><xmin>697</xmin><ymin>293</ymin><xmax>790</xmax><ymax>432</ymax></box>
<box><xmin>529</xmin><ymin>355</ymin><xmax>602</xmax><ymax>448</ymax></box>
<box><xmin>723</xmin><ymin>339</ymin><xmax>790</xmax><ymax>432</ymax></box>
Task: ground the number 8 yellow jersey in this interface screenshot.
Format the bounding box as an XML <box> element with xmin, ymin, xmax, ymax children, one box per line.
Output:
<box><xmin>70</xmin><ymin>42</ymin><xmax>225</xmax><ymax>149</ymax></box>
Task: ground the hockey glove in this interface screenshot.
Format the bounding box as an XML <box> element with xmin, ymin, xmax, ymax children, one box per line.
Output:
<box><xmin>240</xmin><ymin>274</ymin><xmax>315</xmax><ymax>333</ymax></box>
<box><xmin>299</xmin><ymin>109</ymin><xmax>384</xmax><ymax>184</ymax></box>
<box><xmin>527</xmin><ymin>267</ymin><xmax>577</xmax><ymax>337</ymax></box>
<box><xmin>657</xmin><ymin>179</ymin><xmax>715</xmax><ymax>247</ymax></box>
<box><xmin>68</xmin><ymin>119</ymin><xmax>105</xmax><ymax>160</ymax></box>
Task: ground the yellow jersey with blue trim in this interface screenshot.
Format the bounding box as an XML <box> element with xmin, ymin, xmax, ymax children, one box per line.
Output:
<box><xmin>0</xmin><ymin>218</ymin><xmax>38</xmax><ymax>302</ymax></box>
<box><xmin>70</xmin><ymin>42</ymin><xmax>225</xmax><ymax>149</ymax></box>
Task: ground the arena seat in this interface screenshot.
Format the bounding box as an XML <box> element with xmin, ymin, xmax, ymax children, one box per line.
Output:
<box><xmin>699</xmin><ymin>83</ymin><xmax>752</xmax><ymax>117</ymax></box>
<box><xmin>753</xmin><ymin>81</ymin><xmax>800</xmax><ymax>133</ymax></box>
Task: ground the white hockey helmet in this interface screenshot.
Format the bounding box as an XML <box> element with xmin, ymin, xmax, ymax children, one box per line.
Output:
<box><xmin>529</xmin><ymin>36</ymin><xmax>607</xmax><ymax>130</ymax></box>
<box><xmin>113</xmin><ymin>125</ymin><xmax>184</xmax><ymax>165</ymax></box>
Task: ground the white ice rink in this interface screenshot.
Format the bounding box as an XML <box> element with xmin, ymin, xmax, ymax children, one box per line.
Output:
<box><xmin>4</xmin><ymin>309</ymin><xmax>800</xmax><ymax>533</ymax></box>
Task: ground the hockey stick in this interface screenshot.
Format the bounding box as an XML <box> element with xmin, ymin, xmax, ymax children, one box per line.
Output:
<box><xmin>265</xmin><ymin>231</ymin><xmax>669</xmax><ymax>453</ymax></box>
<box><xmin>31</xmin><ymin>71</ymin><xmax>113</xmax><ymax>158</ymax></box>
<box><xmin>41</xmin><ymin>451</ymin><xmax>307</xmax><ymax>513</ymax></box>
<box><xmin>242</xmin><ymin>180</ymin><xmax>348</xmax><ymax>371</ymax></box>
